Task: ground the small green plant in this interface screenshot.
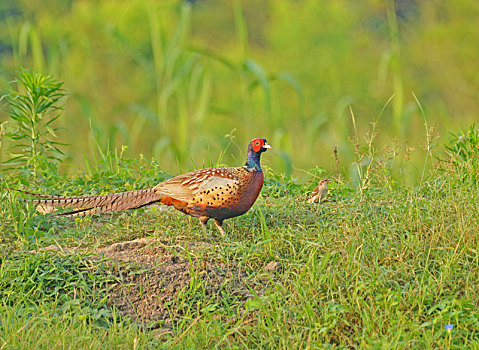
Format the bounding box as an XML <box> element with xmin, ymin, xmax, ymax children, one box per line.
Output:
<box><xmin>445</xmin><ymin>124</ymin><xmax>479</xmax><ymax>182</ymax></box>
<box><xmin>1</xmin><ymin>69</ymin><xmax>66</xmax><ymax>181</ymax></box>
<box><xmin>446</xmin><ymin>124</ymin><xmax>479</xmax><ymax>163</ymax></box>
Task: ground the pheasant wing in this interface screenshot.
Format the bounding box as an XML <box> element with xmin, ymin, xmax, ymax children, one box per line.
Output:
<box><xmin>154</xmin><ymin>167</ymin><xmax>239</xmax><ymax>203</ymax></box>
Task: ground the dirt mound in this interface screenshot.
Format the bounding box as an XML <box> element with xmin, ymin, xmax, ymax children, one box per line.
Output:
<box><xmin>31</xmin><ymin>238</ymin><xmax>270</xmax><ymax>329</ymax></box>
<box><xmin>98</xmin><ymin>239</ymin><xmax>253</xmax><ymax>329</ymax></box>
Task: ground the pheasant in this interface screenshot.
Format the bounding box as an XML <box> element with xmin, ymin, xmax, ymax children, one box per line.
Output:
<box><xmin>20</xmin><ymin>138</ymin><xmax>271</xmax><ymax>235</ymax></box>
<box><xmin>307</xmin><ymin>179</ymin><xmax>332</xmax><ymax>204</ymax></box>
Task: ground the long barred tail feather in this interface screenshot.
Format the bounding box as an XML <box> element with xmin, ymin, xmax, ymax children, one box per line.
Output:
<box><xmin>13</xmin><ymin>188</ymin><xmax>164</xmax><ymax>216</ymax></box>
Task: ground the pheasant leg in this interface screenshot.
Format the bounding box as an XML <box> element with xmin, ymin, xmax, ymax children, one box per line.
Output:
<box><xmin>214</xmin><ymin>219</ymin><xmax>225</xmax><ymax>236</ymax></box>
<box><xmin>199</xmin><ymin>216</ymin><xmax>209</xmax><ymax>232</ymax></box>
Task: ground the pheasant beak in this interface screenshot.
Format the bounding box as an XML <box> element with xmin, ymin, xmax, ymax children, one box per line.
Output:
<box><xmin>262</xmin><ymin>142</ymin><xmax>272</xmax><ymax>149</ymax></box>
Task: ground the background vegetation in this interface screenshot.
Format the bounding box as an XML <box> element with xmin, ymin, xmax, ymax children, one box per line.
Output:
<box><xmin>2</xmin><ymin>1</ymin><xmax>479</xmax><ymax>348</ymax></box>
<box><xmin>1</xmin><ymin>0</ymin><xmax>478</xmax><ymax>180</ymax></box>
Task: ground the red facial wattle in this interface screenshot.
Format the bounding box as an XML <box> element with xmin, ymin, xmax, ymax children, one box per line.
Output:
<box><xmin>252</xmin><ymin>138</ymin><xmax>264</xmax><ymax>152</ymax></box>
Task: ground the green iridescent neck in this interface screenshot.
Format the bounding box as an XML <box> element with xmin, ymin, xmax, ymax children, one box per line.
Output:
<box><xmin>244</xmin><ymin>149</ymin><xmax>262</xmax><ymax>172</ymax></box>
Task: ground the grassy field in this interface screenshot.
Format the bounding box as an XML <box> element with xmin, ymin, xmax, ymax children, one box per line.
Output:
<box><xmin>1</xmin><ymin>115</ymin><xmax>479</xmax><ymax>348</ymax></box>
<box><xmin>2</xmin><ymin>1</ymin><xmax>479</xmax><ymax>348</ymax></box>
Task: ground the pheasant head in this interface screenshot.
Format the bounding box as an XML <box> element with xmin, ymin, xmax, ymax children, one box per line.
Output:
<box><xmin>244</xmin><ymin>138</ymin><xmax>271</xmax><ymax>172</ymax></box>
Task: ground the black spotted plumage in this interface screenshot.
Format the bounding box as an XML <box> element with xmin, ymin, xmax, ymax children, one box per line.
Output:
<box><xmin>18</xmin><ymin>138</ymin><xmax>271</xmax><ymax>235</ymax></box>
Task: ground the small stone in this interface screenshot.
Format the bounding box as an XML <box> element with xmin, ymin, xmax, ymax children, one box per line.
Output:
<box><xmin>264</xmin><ymin>261</ymin><xmax>280</xmax><ymax>272</ymax></box>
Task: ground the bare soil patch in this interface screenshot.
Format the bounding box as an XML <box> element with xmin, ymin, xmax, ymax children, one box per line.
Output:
<box><xmin>102</xmin><ymin>239</ymin><xmax>251</xmax><ymax>327</ymax></box>
<box><xmin>32</xmin><ymin>238</ymin><xmax>271</xmax><ymax>329</ymax></box>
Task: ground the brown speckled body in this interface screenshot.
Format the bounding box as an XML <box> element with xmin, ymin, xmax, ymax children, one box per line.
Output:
<box><xmin>19</xmin><ymin>138</ymin><xmax>271</xmax><ymax>235</ymax></box>
<box><xmin>157</xmin><ymin>167</ymin><xmax>264</xmax><ymax>220</ymax></box>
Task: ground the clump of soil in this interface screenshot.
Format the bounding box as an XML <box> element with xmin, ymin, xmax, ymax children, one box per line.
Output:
<box><xmin>97</xmin><ymin>239</ymin><xmax>254</xmax><ymax>328</ymax></box>
<box><xmin>31</xmin><ymin>238</ymin><xmax>271</xmax><ymax>329</ymax></box>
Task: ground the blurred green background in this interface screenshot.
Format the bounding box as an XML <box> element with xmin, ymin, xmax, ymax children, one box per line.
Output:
<box><xmin>1</xmin><ymin>0</ymin><xmax>478</xmax><ymax>179</ymax></box>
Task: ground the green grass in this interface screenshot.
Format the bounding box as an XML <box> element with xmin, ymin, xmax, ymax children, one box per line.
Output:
<box><xmin>1</xmin><ymin>8</ymin><xmax>479</xmax><ymax>346</ymax></box>
<box><xmin>2</xmin><ymin>70</ymin><xmax>478</xmax><ymax>347</ymax></box>
<box><xmin>1</xmin><ymin>140</ymin><xmax>479</xmax><ymax>348</ymax></box>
